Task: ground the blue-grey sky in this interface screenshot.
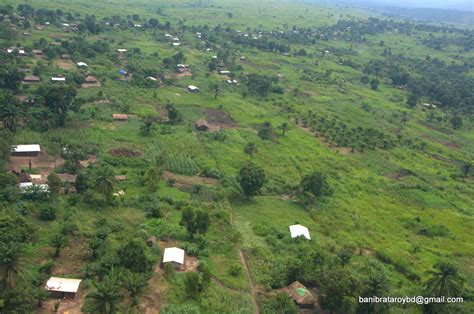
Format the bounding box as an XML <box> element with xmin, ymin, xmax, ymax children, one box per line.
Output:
<box><xmin>325</xmin><ymin>0</ymin><xmax>473</xmax><ymax>11</ymax></box>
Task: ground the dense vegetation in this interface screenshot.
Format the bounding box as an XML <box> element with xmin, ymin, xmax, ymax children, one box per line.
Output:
<box><xmin>0</xmin><ymin>0</ymin><xmax>473</xmax><ymax>313</ymax></box>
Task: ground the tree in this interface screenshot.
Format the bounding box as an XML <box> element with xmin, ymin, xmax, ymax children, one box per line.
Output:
<box><xmin>121</xmin><ymin>271</ymin><xmax>148</xmax><ymax>306</ymax></box>
<box><xmin>85</xmin><ymin>275</ymin><xmax>123</xmax><ymax>314</ymax></box>
<box><xmin>38</xmin><ymin>85</ymin><xmax>79</xmax><ymax>127</ymax></box>
<box><xmin>261</xmin><ymin>292</ymin><xmax>298</xmax><ymax>314</ymax></box>
<box><xmin>210</xmin><ymin>81</ymin><xmax>220</xmax><ymax>99</ymax></box>
<box><xmin>180</xmin><ymin>208</ymin><xmax>210</xmax><ymax>238</ymax></box>
<box><xmin>0</xmin><ymin>64</ymin><xmax>23</xmax><ymax>91</ymax></box>
<box><xmin>145</xmin><ymin>166</ymin><xmax>161</xmax><ymax>192</ymax></box>
<box><xmin>47</xmin><ymin>173</ymin><xmax>62</xmax><ymax>197</ymax></box>
<box><xmin>93</xmin><ymin>166</ymin><xmax>115</xmax><ymax>201</ymax></box>
<box><xmin>75</xmin><ymin>173</ymin><xmax>88</xmax><ymax>193</ymax></box>
<box><xmin>425</xmin><ymin>262</ymin><xmax>464</xmax><ymax>298</ymax></box>
<box><xmin>0</xmin><ymin>242</ymin><xmax>25</xmax><ymax>289</ymax></box>
<box><xmin>278</xmin><ymin>122</ymin><xmax>289</xmax><ymax>136</ymax></box>
<box><xmin>0</xmin><ymin>90</ymin><xmax>22</xmax><ymax>132</ymax></box>
<box><xmin>117</xmin><ymin>239</ymin><xmax>151</xmax><ymax>273</ymax></box>
<box><xmin>370</xmin><ymin>78</ymin><xmax>379</xmax><ymax>90</ymax></box>
<box><xmin>50</xmin><ymin>233</ymin><xmax>67</xmax><ymax>258</ymax></box>
<box><xmin>140</xmin><ymin>115</ymin><xmax>156</xmax><ymax>136</ymax></box>
<box><xmin>297</xmin><ymin>172</ymin><xmax>333</xmax><ymax>205</ymax></box>
<box><xmin>461</xmin><ymin>162</ymin><xmax>472</xmax><ymax>178</ymax></box>
<box><xmin>166</xmin><ymin>104</ymin><xmax>182</xmax><ymax>125</ymax></box>
<box><xmin>407</xmin><ymin>93</ymin><xmax>418</xmax><ymax>108</ymax></box>
<box><xmin>319</xmin><ymin>267</ymin><xmax>360</xmax><ymax>314</ymax></box>
<box><xmin>450</xmin><ymin>115</ymin><xmax>463</xmax><ymax>130</ymax></box>
<box><xmin>185</xmin><ymin>272</ymin><xmax>206</xmax><ymax>299</ymax></box>
<box><xmin>258</xmin><ymin>121</ymin><xmax>276</xmax><ymax>141</ymax></box>
<box><xmin>244</xmin><ymin>142</ymin><xmax>258</xmax><ymax>156</ymax></box>
<box><xmin>238</xmin><ymin>162</ymin><xmax>266</xmax><ymax>198</ymax></box>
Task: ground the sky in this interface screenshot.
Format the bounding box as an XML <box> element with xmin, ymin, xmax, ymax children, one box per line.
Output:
<box><xmin>324</xmin><ymin>0</ymin><xmax>474</xmax><ymax>11</ymax></box>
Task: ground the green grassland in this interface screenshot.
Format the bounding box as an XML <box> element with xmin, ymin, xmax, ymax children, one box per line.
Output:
<box><xmin>0</xmin><ymin>0</ymin><xmax>473</xmax><ymax>313</ymax></box>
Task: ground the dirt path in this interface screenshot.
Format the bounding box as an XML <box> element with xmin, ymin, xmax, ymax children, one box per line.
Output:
<box><xmin>239</xmin><ymin>250</ymin><xmax>259</xmax><ymax>314</ymax></box>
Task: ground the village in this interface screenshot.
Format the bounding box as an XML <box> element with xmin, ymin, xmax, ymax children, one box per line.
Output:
<box><xmin>0</xmin><ymin>1</ymin><xmax>473</xmax><ymax>314</ymax></box>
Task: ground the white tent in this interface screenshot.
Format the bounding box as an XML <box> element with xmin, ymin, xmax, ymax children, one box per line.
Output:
<box><xmin>289</xmin><ymin>224</ymin><xmax>311</xmax><ymax>240</ymax></box>
<box><xmin>162</xmin><ymin>247</ymin><xmax>185</xmax><ymax>265</ymax></box>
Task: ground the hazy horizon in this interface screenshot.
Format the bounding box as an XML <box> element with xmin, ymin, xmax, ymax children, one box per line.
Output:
<box><xmin>322</xmin><ymin>0</ymin><xmax>473</xmax><ymax>11</ymax></box>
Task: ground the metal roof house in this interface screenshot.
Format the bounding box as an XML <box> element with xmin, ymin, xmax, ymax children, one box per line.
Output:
<box><xmin>11</xmin><ymin>144</ymin><xmax>41</xmax><ymax>156</ymax></box>
<box><xmin>187</xmin><ymin>85</ymin><xmax>200</xmax><ymax>92</ymax></box>
<box><xmin>45</xmin><ymin>277</ymin><xmax>82</xmax><ymax>299</ymax></box>
<box><xmin>162</xmin><ymin>247</ymin><xmax>185</xmax><ymax>270</ymax></box>
<box><xmin>289</xmin><ymin>224</ymin><xmax>311</xmax><ymax>240</ymax></box>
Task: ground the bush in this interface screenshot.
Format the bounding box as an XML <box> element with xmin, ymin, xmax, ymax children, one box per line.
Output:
<box><xmin>39</xmin><ymin>205</ymin><xmax>57</xmax><ymax>221</ymax></box>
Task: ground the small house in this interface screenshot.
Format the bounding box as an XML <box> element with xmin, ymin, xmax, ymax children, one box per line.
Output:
<box><xmin>219</xmin><ymin>70</ymin><xmax>230</xmax><ymax>75</ymax></box>
<box><xmin>22</xmin><ymin>75</ymin><xmax>40</xmax><ymax>84</ymax></box>
<box><xmin>76</xmin><ymin>62</ymin><xmax>88</xmax><ymax>68</ymax></box>
<box><xmin>113</xmin><ymin>114</ymin><xmax>128</xmax><ymax>121</ymax></box>
<box><xmin>35</xmin><ymin>25</ymin><xmax>45</xmax><ymax>31</ymax></box>
<box><xmin>83</xmin><ymin>75</ymin><xmax>99</xmax><ymax>86</ymax></box>
<box><xmin>187</xmin><ymin>85</ymin><xmax>200</xmax><ymax>93</ymax></box>
<box><xmin>289</xmin><ymin>224</ymin><xmax>311</xmax><ymax>240</ymax></box>
<box><xmin>11</xmin><ymin>144</ymin><xmax>41</xmax><ymax>157</ymax></box>
<box><xmin>283</xmin><ymin>281</ymin><xmax>316</xmax><ymax>309</ymax></box>
<box><xmin>117</xmin><ymin>48</ymin><xmax>127</xmax><ymax>53</ymax></box>
<box><xmin>61</xmin><ymin>54</ymin><xmax>71</xmax><ymax>60</ymax></box>
<box><xmin>195</xmin><ymin>120</ymin><xmax>209</xmax><ymax>131</ymax></box>
<box><xmin>172</xmin><ymin>42</ymin><xmax>182</xmax><ymax>47</ymax></box>
<box><xmin>58</xmin><ymin>174</ymin><xmax>77</xmax><ymax>184</ymax></box>
<box><xmin>162</xmin><ymin>247</ymin><xmax>185</xmax><ymax>270</ymax></box>
<box><xmin>45</xmin><ymin>277</ymin><xmax>82</xmax><ymax>299</ymax></box>
<box><xmin>32</xmin><ymin>49</ymin><xmax>43</xmax><ymax>56</ymax></box>
<box><xmin>114</xmin><ymin>175</ymin><xmax>127</xmax><ymax>181</ymax></box>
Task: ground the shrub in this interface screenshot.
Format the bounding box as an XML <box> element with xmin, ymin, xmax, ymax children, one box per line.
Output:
<box><xmin>39</xmin><ymin>205</ymin><xmax>57</xmax><ymax>221</ymax></box>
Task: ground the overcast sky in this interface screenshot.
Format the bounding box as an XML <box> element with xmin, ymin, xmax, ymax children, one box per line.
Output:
<box><xmin>326</xmin><ymin>0</ymin><xmax>473</xmax><ymax>10</ymax></box>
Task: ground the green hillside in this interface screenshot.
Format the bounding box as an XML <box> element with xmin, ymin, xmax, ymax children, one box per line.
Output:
<box><xmin>0</xmin><ymin>0</ymin><xmax>472</xmax><ymax>313</ymax></box>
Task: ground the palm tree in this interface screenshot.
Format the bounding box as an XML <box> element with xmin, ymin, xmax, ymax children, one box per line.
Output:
<box><xmin>50</xmin><ymin>233</ymin><xmax>67</xmax><ymax>258</ymax></box>
<box><xmin>121</xmin><ymin>271</ymin><xmax>148</xmax><ymax>306</ymax></box>
<box><xmin>93</xmin><ymin>166</ymin><xmax>115</xmax><ymax>201</ymax></box>
<box><xmin>278</xmin><ymin>122</ymin><xmax>289</xmax><ymax>136</ymax></box>
<box><xmin>0</xmin><ymin>242</ymin><xmax>26</xmax><ymax>289</ymax></box>
<box><xmin>425</xmin><ymin>262</ymin><xmax>464</xmax><ymax>298</ymax></box>
<box><xmin>88</xmin><ymin>275</ymin><xmax>123</xmax><ymax>314</ymax></box>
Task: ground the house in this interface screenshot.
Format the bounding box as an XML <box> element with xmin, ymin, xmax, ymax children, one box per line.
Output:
<box><xmin>172</xmin><ymin>42</ymin><xmax>182</xmax><ymax>46</ymax></box>
<box><xmin>176</xmin><ymin>64</ymin><xmax>189</xmax><ymax>73</ymax></box>
<box><xmin>45</xmin><ymin>277</ymin><xmax>82</xmax><ymax>299</ymax></box>
<box><xmin>117</xmin><ymin>48</ymin><xmax>127</xmax><ymax>53</ymax></box>
<box><xmin>162</xmin><ymin>247</ymin><xmax>185</xmax><ymax>270</ymax></box>
<box><xmin>23</xmin><ymin>32</ymin><xmax>31</xmax><ymax>37</ymax></box>
<box><xmin>18</xmin><ymin>49</ymin><xmax>27</xmax><ymax>56</ymax></box>
<box><xmin>51</xmin><ymin>77</ymin><xmax>66</xmax><ymax>83</ymax></box>
<box><xmin>283</xmin><ymin>281</ymin><xmax>316</xmax><ymax>309</ymax></box>
<box><xmin>35</xmin><ymin>25</ymin><xmax>45</xmax><ymax>31</ymax></box>
<box><xmin>77</xmin><ymin>62</ymin><xmax>88</xmax><ymax>68</ymax></box>
<box><xmin>83</xmin><ymin>75</ymin><xmax>99</xmax><ymax>86</ymax></box>
<box><xmin>219</xmin><ymin>70</ymin><xmax>230</xmax><ymax>75</ymax></box>
<box><xmin>195</xmin><ymin>120</ymin><xmax>209</xmax><ymax>131</ymax></box>
<box><xmin>58</xmin><ymin>174</ymin><xmax>77</xmax><ymax>184</ymax></box>
<box><xmin>239</xmin><ymin>56</ymin><xmax>246</xmax><ymax>61</ymax></box>
<box><xmin>289</xmin><ymin>224</ymin><xmax>311</xmax><ymax>240</ymax></box>
<box><xmin>187</xmin><ymin>85</ymin><xmax>200</xmax><ymax>92</ymax></box>
<box><xmin>11</xmin><ymin>144</ymin><xmax>41</xmax><ymax>157</ymax></box>
<box><xmin>114</xmin><ymin>175</ymin><xmax>127</xmax><ymax>181</ymax></box>
<box><xmin>113</xmin><ymin>114</ymin><xmax>128</xmax><ymax>121</ymax></box>
<box><xmin>61</xmin><ymin>54</ymin><xmax>71</xmax><ymax>60</ymax></box>
<box><xmin>32</xmin><ymin>49</ymin><xmax>43</xmax><ymax>56</ymax></box>
<box><xmin>227</xmin><ymin>79</ymin><xmax>238</xmax><ymax>84</ymax></box>
<box><xmin>22</xmin><ymin>75</ymin><xmax>40</xmax><ymax>84</ymax></box>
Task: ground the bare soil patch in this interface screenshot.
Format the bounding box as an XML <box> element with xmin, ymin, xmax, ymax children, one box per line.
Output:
<box><xmin>52</xmin><ymin>237</ymin><xmax>89</xmax><ymax>276</ymax></box>
<box><xmin>9</xmin><ymin>151</ymin><xmax>65</xmax><ymax>179</ymax></box>
<box><xmin>41</xmin><ymin>290</ymin><xmax>86</xmax><ymax>314</ymax></box>
<box><xmin>55</xmin><ymin>59</ymin><xmax>75</xmax><ymax>70</ymax></box>
<box><xmin>79</xmin><ymin>155</ymin><xmax>98</xmax><ymax>168</ymax></box>
<box><xmin>109</xmin><ymin>148</ymin><xmax>143</xmax><ymax>157</ymax></box>
<box><xmin>384</xmin><ymin>169</ymin><xmax>414</xmax><ymax>180</ymax></box>
<box><xmin>162</xmin><ymin>171</ymin><xmax>218</xmax><ymax>191</ymax></box>
<box><xmin>204</xmin><ymin>108</ymin><xmax>237</xmax><ymax>131</ymax></box>
<box><xmin>442</xmin><ymin>141</ymin><xmax>461</xmax><ymax>149</ymax></box>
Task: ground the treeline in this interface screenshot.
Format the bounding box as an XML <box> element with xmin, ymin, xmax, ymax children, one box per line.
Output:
<box><xmin>364</xmin><ymin>54</ymin><xmax>474</xmax><ymax>115</ymax></box>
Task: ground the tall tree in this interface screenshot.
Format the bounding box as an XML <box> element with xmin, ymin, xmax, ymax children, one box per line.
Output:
<box><xmin>38</xmin><ymin>85</ymin><xmax>79</xmax><ymax>127</ymax></box>
<box><xmin>93</xmin><ymin>166</ymin><xmax>115</xmax><ymax>201</ymax></box>
<box><xmin>47</xmin><ymin>173</ymin><xmax>62</xmax><ymax>197</ymax></box>
<box><xmin>0</xmin><ymin>242</ymin><xmax>26</xmax><ymax>289</ymax></box>
<box><xmin>0</xmin><ymin>90</ymin><xmax>22</xmax><ymax>132</ymax></box>
<box><xmin>425</xmin><ymin>262</ymin><xmax>464</xmax><ymax>298</ymax></box>
<box><xmin>238</xmin><ymin>162</ymin><xmax>266</xmax><ymax>198</ymax></box>
<box><xmin>86</xmin><ymin>275</ymin><xmax>123</xmax><ymax>314</ymax></box>
<box><xmin>297</xmin><ymin>171</ymin><xmax>333</xmax><ymax>205</ymax></box>
<box><xmin>121</xmin><ymin>271</ymin><xmax>148</xmax><ymax>306</ymax></box>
